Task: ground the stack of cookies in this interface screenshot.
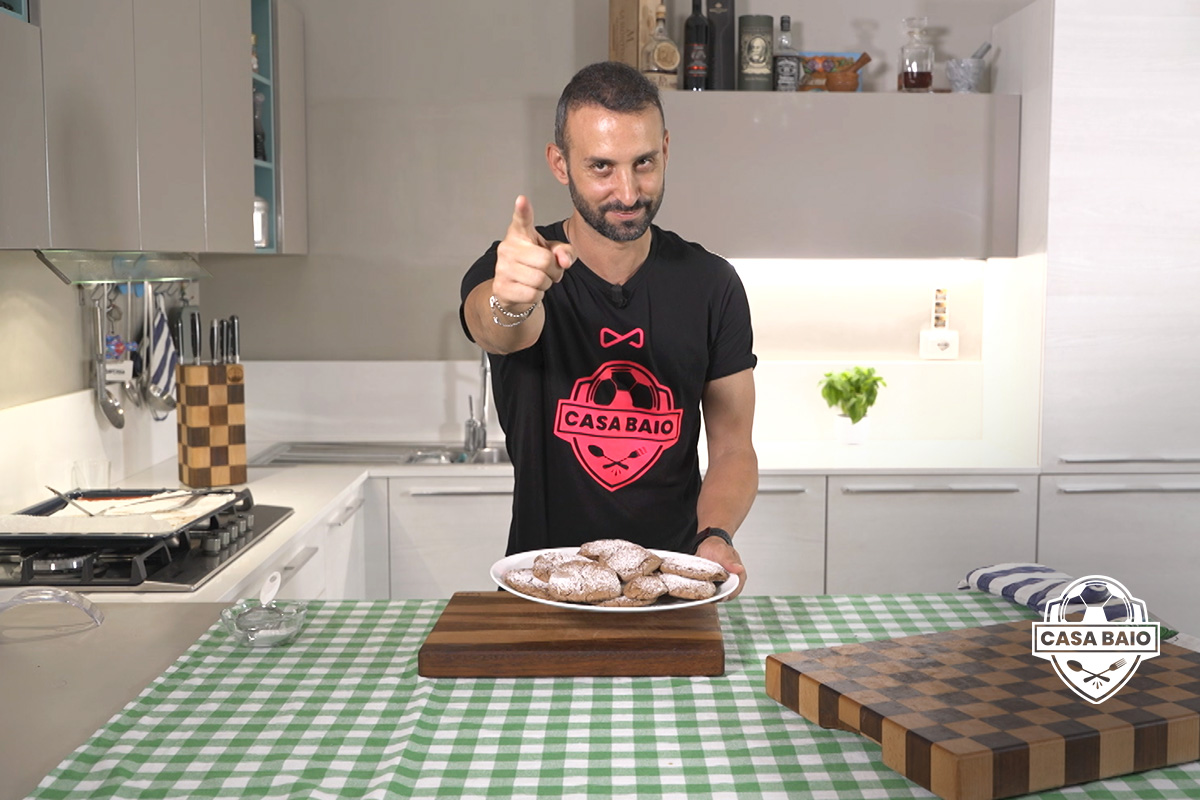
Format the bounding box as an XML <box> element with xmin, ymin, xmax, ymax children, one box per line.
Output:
<box><xmin>504</xmin><ymin>538</ymin><xmax>730</xmax><ymax>607</ymax></box>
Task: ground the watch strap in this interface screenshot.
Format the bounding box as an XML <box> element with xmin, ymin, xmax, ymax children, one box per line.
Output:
<box><xmin>693</xmin><ymin>526</ymin><xmax>733</xmax><ymax>552</ymax></box>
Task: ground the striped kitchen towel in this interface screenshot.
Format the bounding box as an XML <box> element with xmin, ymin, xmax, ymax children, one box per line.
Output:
<box><xmin>959</xmin><ymin>562</ymin><xmax>1180</xmax><ymax>640</ymax></box>
<box><xmin>146</xmin><ymin>291</ymin><xmax>178</xmax><ymax>420</ymax></box>
<box><xmin>958</xmin><ymin>563</ymin><xmax>1075</xmax><ymax>614</ymax></box>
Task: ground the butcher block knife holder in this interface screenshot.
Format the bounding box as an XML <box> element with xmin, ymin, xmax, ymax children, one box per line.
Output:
<box><xmin>418</xmin><ymin>592</ymin><xmax>724</xmax><ymax>677</ymax></box>
<box><xmin>767</xmin><ymin>620</ymin><xmax>1200</xmax><ymax>800</ymax></box>
<box><xmin>176</xmin><ymin>363</ymin><xmax>247</xmax><ymax>488</ymax></box>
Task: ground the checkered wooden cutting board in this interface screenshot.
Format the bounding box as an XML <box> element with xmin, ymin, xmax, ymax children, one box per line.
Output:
<box><xmin>176</xmin><ymin>363</ymin><xmax>247</xmax><ymax>488</ymax></box>
<box><xmin>767</xmin><ymin>620</ymin><xmax>1200</xmax><ymax>800</ymax></box>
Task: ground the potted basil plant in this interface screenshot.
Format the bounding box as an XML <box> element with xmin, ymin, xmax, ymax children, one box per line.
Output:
<box><xmin>818</xmin><ymin>366</ymin><xmax>886</xmax><ymax>444</ymax></box>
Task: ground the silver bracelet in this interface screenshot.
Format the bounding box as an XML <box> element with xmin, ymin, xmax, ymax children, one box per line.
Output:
<box><xmin>490</xmin><ymin>294</ymin><xmax>538</xmax><ymax>327</ymax></box>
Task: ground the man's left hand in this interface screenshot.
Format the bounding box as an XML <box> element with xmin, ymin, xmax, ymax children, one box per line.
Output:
<box><xmin>695</xmin><ymin>537</ymin><xmax>746</xmax><ymax>600</ymax></box>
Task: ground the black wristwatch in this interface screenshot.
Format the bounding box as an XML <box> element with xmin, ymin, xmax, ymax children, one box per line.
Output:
<box><xmin>693</xmin><ymin>526</ymin><xmax>733</xmax><ymax>552</ymax></box>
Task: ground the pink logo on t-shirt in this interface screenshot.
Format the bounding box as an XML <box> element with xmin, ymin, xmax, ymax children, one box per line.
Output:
<box><xmin>600</xmin><ymin>327</ymin><xmax>644</xmax><ymax>348</ymax></box>
<box><xmin>553</xmin><ymin>360</ymin><xmax>682</xmax><ymax>491</ymax></box>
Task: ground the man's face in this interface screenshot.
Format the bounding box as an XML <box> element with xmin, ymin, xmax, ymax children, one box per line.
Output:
<box><xmin>554</xmin><ymin>104</ymin><xmax>668</xmax><ymax>243</ymax></box>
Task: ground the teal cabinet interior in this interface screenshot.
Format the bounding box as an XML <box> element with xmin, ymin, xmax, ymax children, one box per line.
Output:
<box><xmin>0</xmin><ymin>1</ymin><xmax>27</xmax><ymax>22</ymax></box>
<box><xmin>251</xmin><ymin>0</ymin><xmax>276</xmax><ymax>252</ymax></box>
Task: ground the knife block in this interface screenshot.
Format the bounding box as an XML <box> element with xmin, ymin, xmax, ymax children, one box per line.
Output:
<box><xmin>176</xmin><ymin>363</ymin><xmax>247</xmax><ymax>488</ymax></box>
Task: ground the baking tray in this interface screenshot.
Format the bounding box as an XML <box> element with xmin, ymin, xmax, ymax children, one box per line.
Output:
<box><xmin>2</xmin><ymin>488</ymin><xmax>254</xmax><ymax>544</ymax></box>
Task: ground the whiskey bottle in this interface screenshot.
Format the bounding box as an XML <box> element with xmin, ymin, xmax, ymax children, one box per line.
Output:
<box><xmin>707</xmin><ymin>0</ymin><xmax>736</xmax><ymax>90</ymax></box>
<box><xmin>773</xmin><ymin>15</ymin><xmax>801</xmax><ymax>91</ymax></box>
<box><xmin>641</xmin><ymin>4</ymin><xmax>680</xmax><ymax>91</ymax></box>
<box><xmin>683</xmin><ymin>0</ymin><xmax>710</xmax><ymax>90</ymax></box>
<box><xmin>737</xmin><ymin>14</ymin><xmax>773</xmax><ymax>91</ymax></box>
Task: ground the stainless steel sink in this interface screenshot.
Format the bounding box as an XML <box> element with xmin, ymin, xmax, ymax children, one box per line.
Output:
<box><xmin>250</xmin><ymin>442</ymin><xmax>511</xmax><ymax>466</ymax></box>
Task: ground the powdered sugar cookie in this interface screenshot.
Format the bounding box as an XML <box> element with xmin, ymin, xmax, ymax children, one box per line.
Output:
<box><xmin>547</xmin><ymin>560</ymin><xmax>622</xmax><ymax>603</ymax></box>
<box><xmin>623</xmin><ymin>573</ymin><xmax>668</xmax><ymax>601</ymax></box>
<box><xmin>532</xmin><ymin>551</ymin><xmax>594</xmax><ymax>581</ymax></box>
<box><xmin>660</xmin><ymin>571</ymin><xmax>717</xmax><ymax>600</ymax></box>
<box><xmin>600</xmin><ymin>543</ymin><xmax>662</xmax><ymax>581</ymax></box>
<box><xmin>504</xmin><ymin>568</ymin><xmax>554</xmax><ymax>600</ymax></box>
<box><xmin>660</xmin><ymin>554</ymin><xmax>729</xmax><ymax>583</ymax></box>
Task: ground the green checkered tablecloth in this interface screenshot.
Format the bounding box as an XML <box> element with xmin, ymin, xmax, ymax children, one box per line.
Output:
<box><xmin>28</xmin><ymin>594</ymin><xmax>1200</xmax><ymax>800</ymax></box>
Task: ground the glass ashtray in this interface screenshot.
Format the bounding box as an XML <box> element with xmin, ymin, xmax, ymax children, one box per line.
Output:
<box><xmin>220</xmin><ymin>599</ymin><xmax>307</xmax><ymax>647</ymax></box>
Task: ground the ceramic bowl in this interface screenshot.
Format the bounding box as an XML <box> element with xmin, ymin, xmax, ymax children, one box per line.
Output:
<box><xmin>220</xmin><ymin>599</ymin><xmax>307</xmax><ymax>647</ymax></box>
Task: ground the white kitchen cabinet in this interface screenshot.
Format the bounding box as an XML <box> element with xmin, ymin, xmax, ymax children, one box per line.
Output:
<box><xmin>734</xmin><ymin>474</ymin><xmax>826</xmax><ymax>596</ymax></box>
<box><xmin>0</xmin><ymin>12</ymin><xmax>49</xmax><ymax>249</ymax></box>
<box><xmin>388</xmin><ymin>475</ymin><xmax>513</xmax><ymax>600</ymax></box>
<box><xmin>322</xmin><ymin>482</ymin><xmax>368</xmax><ymax>600</ymax></box>
<box><xmin>1035</xmin><ymin>1</ymin><xmax>1200</xmax><ymax>472</ymax></box>
<box><xmin>656</xmin><ymin>92</ymin><xmax>1019</xmax><ymax>259</ymax></box>
<box><xmin>261</xmin><ymin>519</ymin><xmax>327</xmax><ymax>601</ymax></box>
<box><xmin>826</xmin><ymin>474</ymin><xmax>1038</xmax><ymax>595</ymax></box>
<box><xmin>1038</xmin><ymin>474</ymin><xmax>1200</xmax><ymax>637</ymax></box>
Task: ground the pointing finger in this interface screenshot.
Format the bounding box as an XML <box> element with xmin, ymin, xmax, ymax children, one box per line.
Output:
<box><xmin>507</xmin><ymin>195</ymin><xmax>539</xmax><ymax>243</ymax></box>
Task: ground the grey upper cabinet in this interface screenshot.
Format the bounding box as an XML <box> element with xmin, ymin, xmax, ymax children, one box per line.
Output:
<box><xmin>36</xmin><ymin>0</ymin><xmax>305</xmax><ymax>254</ymax></box>
<box><xmin>200</xmin><ymin>0</ymin><xmax>254</xmax><ymax>253</ymax></box>
<box><xmin>135</xmin><ymin>0</ymin><xmax>206</xmax><ymax>252</ymax></box>
<box><xmin>274</xmin><ymin>0</ymin><xmax>307</xmax><ymax>254</ymax></box>
<box><xmin>654</xmin><ymin>92</ymin><xmax>1020</xmax><ymax>259</ymax></box>
<box><xmin>0</xmin><ymin>12</ymin><xmax>49</xmax><ymax>249</ymax></box>
<box><xmin>40</xmin><ymin>0</ymin><xmax>140</xmax><ymax>250</ymax></box>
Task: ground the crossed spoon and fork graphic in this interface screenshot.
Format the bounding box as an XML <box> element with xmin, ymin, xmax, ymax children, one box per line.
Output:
<box><xmin>1066</xmin><ymin>658</ymin><xmax>1128</xmax><ymax>686</ymax></box>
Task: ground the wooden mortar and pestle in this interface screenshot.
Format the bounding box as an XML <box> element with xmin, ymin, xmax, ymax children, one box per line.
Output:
<box><xmin>825</xmin><ymin>52</ymin><xmax>872</xmax><ymax>92</ymax></box>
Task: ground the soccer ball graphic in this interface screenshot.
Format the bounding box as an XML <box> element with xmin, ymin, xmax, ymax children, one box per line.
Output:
<box><xmin>1059</xmin><ymin>579</ymin><xmax>1133</xmax><ymax>624</ymax></box>
<box><xmin>589</xmin><ymin>365</ymin><xmax>657</xmax><ymax>410</ymax></box>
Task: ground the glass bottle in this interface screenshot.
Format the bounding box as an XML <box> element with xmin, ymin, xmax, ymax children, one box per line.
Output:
<box><xmin>773</xmin><ymin>15</ymin><xmax>801</xmax><ymax>91</ymax></box>
<box><xmin>251</xmin><ymin>33</ymin><xmax>260</xmax><ymax>73</ymax></box>
<box><xmin>253</xmin><ymin>88</ymin><xmax>268</xmax><ymax>161</ymax></box>
<box><xmin>641</xmin><ymin>4</ymin><xmax>680</xmax><ymax>91</ymax></box>
<box><xmin>683</xmin><ymin>0</ymin><xmax>710</xmax><ymax>91</ymax></box>
<box><xmin>900</xmin><ymin>16</ymin><xmax>933</xmax><ymax>92</ymax></box>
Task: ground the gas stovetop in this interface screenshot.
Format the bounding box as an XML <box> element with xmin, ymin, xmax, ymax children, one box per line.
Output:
<box><xmin>1</xmin><ymin>490</ymin><xmax>293</xmax><ymax>592</ymax></box>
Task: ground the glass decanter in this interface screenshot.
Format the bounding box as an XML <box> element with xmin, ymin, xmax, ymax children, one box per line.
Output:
<box><xmin>900</xmin><ymin>17</ymin><xmax>933</xmax><ymax>93</ymax></box>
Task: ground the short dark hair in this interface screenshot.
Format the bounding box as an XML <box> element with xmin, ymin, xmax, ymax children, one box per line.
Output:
<box><xmin>554</xmin><ymin>61</ymin><xmax>665</xmax><ymax>154</ymax></box>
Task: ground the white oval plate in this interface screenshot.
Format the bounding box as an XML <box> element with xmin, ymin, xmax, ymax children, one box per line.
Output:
<box><xmin>490</xmin><ymin>547</ymin><xmax>739</xmax><ymax>613</ymax></box>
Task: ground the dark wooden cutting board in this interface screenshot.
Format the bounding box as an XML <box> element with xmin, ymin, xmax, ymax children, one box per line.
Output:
<box><xmin>418</xmin><ymin>591</ymin><xmax>724</xmax><ymax>677</ymax></box>
<box><xmin>767</xmin><ymin>620</ymin><xmax>1200</xmax><ymax>800</ymax></box>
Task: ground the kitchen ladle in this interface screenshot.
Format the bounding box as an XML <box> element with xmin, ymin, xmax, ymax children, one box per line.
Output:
<box><xmin>120</xmin><ymin>283</ymin><xmax>142</xmax><ymax>408</ymax></box>
<box><xmin>93</xmin><ymin>302</ymin><xmax>126</xmax><ymax>429</ymax></box>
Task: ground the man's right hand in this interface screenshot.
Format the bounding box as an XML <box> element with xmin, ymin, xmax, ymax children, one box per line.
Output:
<box><xmin>492</xmin><ymin>195</ymin><xmax>575</xmax><ymax>312</ymax></box>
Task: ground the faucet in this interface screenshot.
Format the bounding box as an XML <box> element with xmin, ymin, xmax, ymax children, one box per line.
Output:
<box><xmin>464</xmin><ymin>348</ymin><xmax>489</xmax><ymax>455</ymax></box>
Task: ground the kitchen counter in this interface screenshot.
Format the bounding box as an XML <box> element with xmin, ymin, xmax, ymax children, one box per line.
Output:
<box><xmin>0</xmin><ymin>601</ymin><xmax>226</xmax><ymax>800</ymax></box>
<box><xmin>6</xmin><ymin>594</ymin><xmax>1200</xmax><ymax>800</ymax></box>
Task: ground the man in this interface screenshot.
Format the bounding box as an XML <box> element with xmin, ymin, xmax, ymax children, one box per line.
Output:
<box><xmin>459</xmin><ymin>61</ymin><xmax>756</xmax><ymax>593</ymax></box>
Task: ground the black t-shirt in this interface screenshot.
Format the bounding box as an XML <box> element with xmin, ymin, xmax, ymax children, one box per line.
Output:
<box><xmin>460</xmin><ymin>222</ymin><xmax>756</xmax><ymax>556</ymax></box>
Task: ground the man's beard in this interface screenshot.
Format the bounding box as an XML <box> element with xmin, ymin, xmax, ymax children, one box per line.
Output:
<box><xmin>567</xmin><ymin>172</ymin><xmax>664</xmax><ymax>243</ymax></box>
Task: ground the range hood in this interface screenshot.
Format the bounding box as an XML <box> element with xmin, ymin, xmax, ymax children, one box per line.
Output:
<box><xmin>35</xmin><ymin>250</ymin><xmax>211</xmax><ymax>285</ymax></box>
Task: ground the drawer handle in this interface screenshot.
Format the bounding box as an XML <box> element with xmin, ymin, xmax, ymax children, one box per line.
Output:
<box><xmin>1058</xmin><ymin>456</ymin><xmax>1200</xmax><ymax>464</ymax></box>
<box><xmin>1057</xmin><ymin>485</ymin><xmax>1200</xmax><ymax>494</ymax></box>
<box><xmin>756</xmin><ymin>486</ymin><xmax>808</xmax><ymax>494</ymax></box>
<box><xmin>327</xmin><ymin>496</ymin><xmax>365</xmax><ymax>527</ymax></box>
<box><xmin>841</xmin><ymin>484</ymin><xmax>1021</xmax><ymax>494</ymax></box>
<box><xmin>408</xmin><ymin>488</ymin><xmax>513</xmax><ymax>497</ymax></box>
<box><xmin>281</xmin><ymin>546</ymin><xmax>319</xmax><ymax>582</ymax></box>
